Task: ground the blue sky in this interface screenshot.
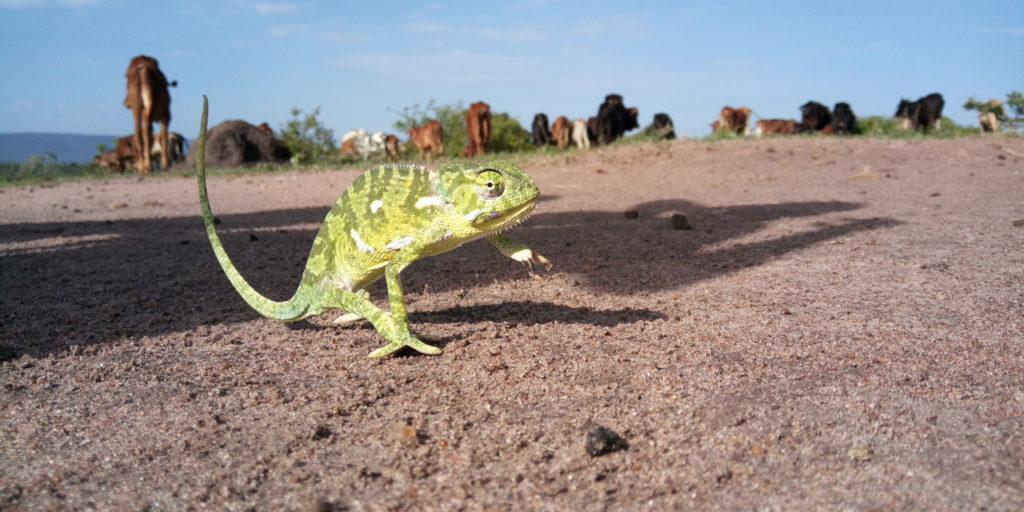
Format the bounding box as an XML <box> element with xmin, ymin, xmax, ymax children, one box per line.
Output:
<box><xmin>1</xmin><ymin>0</ymin><xmax>1021</xmax><ymax>140</ymax></box>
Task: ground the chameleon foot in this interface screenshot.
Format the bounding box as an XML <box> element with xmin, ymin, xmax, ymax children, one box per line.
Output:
<box><xmin>333</xmin><ymin>312</ymin><xmax>363</xmax><ymax>325</ymax></box>
<box><xmin>368</xmin><ymin>336</ymin><xmax>442</xmax><ymax>358</ymax></box>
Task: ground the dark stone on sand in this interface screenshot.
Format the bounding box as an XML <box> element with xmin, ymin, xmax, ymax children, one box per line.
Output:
<box><xmin>624</xmin><ymin>209</ymin><xmax>639</xmax><ymax>219</ymax></box>
<box><xmin>671</xmin><ymin>213</ymin><xmax>693</xmax><ymax>230</ymax></box>
<box><xmin>584</xmin><ymin>422</ymin><xmax>628</xmax><ymax>456</ymax></box>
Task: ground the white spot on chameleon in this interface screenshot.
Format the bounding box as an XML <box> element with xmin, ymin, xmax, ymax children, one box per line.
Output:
<box><xmin>384</xmin><ymin>236</ymin><xmax>414</xmax><ymax>250</ymax></box>
<box><xmin>464</xmin><ymin>208</ymin><xmax>483</xmax><ymax>221</ymax></box>
<box><xmin>510</xmin><ymin>248</ymin><xmax>533</xmax><ymax>262</ymax></box>
<box><xmin>415</xmin><ymin>196</ymin><xmax>444</xmax><ymax>209</ymax></box>
<box><xmin>370</xmin><ymin>200</ymin><xmax>384</xmax><ymax>213</ymax></box>
<box><xmin>350</xmin><ymin>229</ymin><xmax>374</xmax><ymax>253</ymax></box>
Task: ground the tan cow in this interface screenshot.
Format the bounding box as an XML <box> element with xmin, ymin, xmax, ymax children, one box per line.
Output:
<box><xmin>571</xmin><ymin>118</ymin><xmax>590</xmax><ymax>149</ymax></box>
<box><xmin>715</xmin><ymin>106</ymin><xmax>751</xmax><ymax>135</ymax></box>
<box><xmin>551</xmin><ymin>116</ymin><xmax>571</xmax><ymax>150</ymax></box>
<box><xmin>755</xmin><ymin>119</ymin><xmax>798</xmax><ymax>136</ymax></box>
<box><xmin>465</xmin><ymin>101</ymin><xmax>491</xmax><ymax>157</ymax></box>
<box><xmin>406</xmin><ymin>120</ymin><xmax>445</xmax><ymax>160</ymax></box>
<box><xmin>123</xmin><ymin>55</ymin><xmax>174</xmax><ymax>173</ymax></box>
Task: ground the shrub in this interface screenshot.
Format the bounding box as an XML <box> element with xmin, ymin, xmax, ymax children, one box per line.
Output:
<box><xmin>278</xmin><ymin>107</ymin><xmax>336</xmax><ymax>165</ymax></box>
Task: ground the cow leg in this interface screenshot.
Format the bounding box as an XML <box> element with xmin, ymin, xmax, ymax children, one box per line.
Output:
<box><xmin>132</xmin><ymin>110</ymin><xmax>146</xmax><ymax>174</ymax></box>
<box><xmin>157</xmin><ymin>121</ymin><xmax>170</xmax><ymax>170</ymax></box>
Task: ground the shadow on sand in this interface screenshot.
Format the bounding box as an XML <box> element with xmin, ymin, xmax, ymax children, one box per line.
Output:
<box><xmin>0</xmin><ymin>198</ymin><xmax>898</xmax><ymax>358</ymax></box>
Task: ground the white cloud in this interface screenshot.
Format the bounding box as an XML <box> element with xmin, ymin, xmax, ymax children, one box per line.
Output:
<box><xmin>268</xmin><ymin>22</ymin><xmax>366</xmax><ymax>42</ymax></box>
<box><xmin>401</xmin><ymin>21</ymin><xmax>546</xmax><ymax>44</ymax></box>
<box><xmin>0</xmin><ymin>0</ymin><xmax>101</xmax><ymax>7</ymax></box>
<box><xmin>236</xmin><ymin>0</ymin><xmax>295</xmax><ymax>15</ymax></box>
<box><xmin>327</xmin><ymin>49</ymin><xmax>545</xmax><ymax>85</ymax></box>
<box><xmin>978</xmin><ymin>26</ymin><xmax>1024</xmax><ymax>36</ymax></box>
<box><xmin>402</xmin><ymin>21</ymin><xmax>449</xmax><ymax>34</ymax></box>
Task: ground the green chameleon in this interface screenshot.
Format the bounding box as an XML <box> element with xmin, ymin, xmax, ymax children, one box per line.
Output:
<box><xmin>196</xmin><ymin>96</ymin><xmax>550</xmax><ymax>357</ymax></box>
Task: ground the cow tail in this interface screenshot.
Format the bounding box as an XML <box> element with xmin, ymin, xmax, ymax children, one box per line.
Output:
<box><xmin>196</xmin><ymin>96</ymin><xmax>315</xmax><ymax>322</ymax></box>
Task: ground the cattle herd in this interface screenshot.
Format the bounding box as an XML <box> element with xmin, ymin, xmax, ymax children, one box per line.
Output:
<box><xmin>95</xmin><ymin>56</ymin><xmax>966</xmax><ymax>174</ymax></box>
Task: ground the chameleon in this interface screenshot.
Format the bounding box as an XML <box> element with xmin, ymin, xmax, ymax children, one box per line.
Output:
<box><xmin>196</xmin><ymin>96</ymin><xmax>550</xmax><ymax>357</ymax></box>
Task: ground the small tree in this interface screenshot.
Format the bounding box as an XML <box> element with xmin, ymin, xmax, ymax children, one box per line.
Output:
<box><xmin>1006</xmin><ymin>91</ymin><xmax>1024</xmax><ymax>119</ymax></box>
<box><xmin>963</xmin><ymin>96</ymin><xmax>1007</xmax><ymax>120</ymax></box>
<box><xmin>488</xmin><ymin>113</ymin><xmax>532</xmax><ymax>153</ymax></box>
<box><xmin>278</xmin><ymin>107</ymin><xmax>336</xmax><ymax>165</ymax></box>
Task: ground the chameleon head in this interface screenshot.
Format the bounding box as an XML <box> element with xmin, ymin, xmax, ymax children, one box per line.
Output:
<box><xmin>437</xmin><ymin>160</ymin><xmax>540</xmax><ymax>235</ymax></box>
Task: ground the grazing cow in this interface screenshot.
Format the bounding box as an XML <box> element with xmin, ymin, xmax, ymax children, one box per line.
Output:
<box><xmin>798</xmin><ymin>101</ymin><xmax>832</xmax><ymax>132</ymax></box>
<box><xmin>341</xmin><ymin>130</ymin><xmax>389</xmax><ymax>159</ymax></box>
<box><xmin>831</xmin><ymin>102</ymin><xmax>856</xmax><ymax>135</ymax></box>
<box><xmin>979</xmin><ymin>111</ymin><xmax>1000</xmax><ymax>133</ymax></box>
<box><xmin>531</xmin><ymin>113</ymin><xmax>552</xmax><ymax>147</ymax></box>
<box><xmin>384</xmin><ymin>134</ymin><xmax>400</xmax><ymax>160</ymax></box>
<box><xmin>755</xmin><ymin>119</ymin><xmax>798</xmax><ymax>136</ymax></box>
<box><xmin>894</xmin><ymin>93</ymin><xmax>944</xmax><ymax>132</ymax></box>
<box><xmin>406</xmin><ymin>120</ymin><xmax>444</xmax><ymax>160</ymax></box>
<box><xmin>596</xmin><ymin>93</ymin><xmax>639</xmax><ymax>145</ymax></box>
<box><xmin>715</xmin><ymin>106</ymin><xmax>751</xmax><ymax>135</ymax></box>
<box><xmin>465</xmin><ymin>101</ymin><xmax>491</xmax><ymax>157</ymax></box>
<box><xmin>123</xmin><ymin>55</ymin><xmax>175</xmax><ymax>173</ymax></box>
<box><xmin>571</xmin><ymin>118</ymin><xmax>590</xmax><ymax>149</ymax></box>
<box><xmin>551</xmin><ymin>116</ymin><xmax>571</xmax><ymax>150</ymax></box>
<box><xmin>339</xmin><ymin>129</ymin><xmax>366</xmax><ymax>158</ymax></box>
<box><xmin>650</xmin><ymin>113</ymin><xmax>676</xmax><ymax>139</ymax></box>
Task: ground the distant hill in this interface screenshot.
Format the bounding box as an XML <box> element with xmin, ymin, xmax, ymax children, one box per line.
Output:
<box><xmin>0</xmin><ymin>133</ymin><xmax>123</xmax><ymax>163</ymax></box>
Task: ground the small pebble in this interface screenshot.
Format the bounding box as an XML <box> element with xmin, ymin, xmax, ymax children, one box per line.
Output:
<box><xmin>671</xmin><ymin>213</ymin><xmax>693</xmax><ymax>231</ymax></box>
<box><xmin>624</xmin><ymin>209</ymin><xmax>639</xmax><ymax>219</ymax></box>
<box><xmin>584</xmin><ymin>422</ymin><xmax>628</xmax><ymax>456</ymax></box>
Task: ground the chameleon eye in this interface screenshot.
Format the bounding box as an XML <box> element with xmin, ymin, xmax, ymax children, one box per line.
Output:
<box><xmin>477</xmin><ymin>170</ymin><xmax>504</xmax><ymax>200</ymax></box>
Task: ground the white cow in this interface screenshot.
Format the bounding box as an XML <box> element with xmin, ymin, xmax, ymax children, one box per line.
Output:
<box><xmin>571</xmin><ymin>118</ymin><xmax>590</xmax><ymax>149</ymax></box>
<box><xmin>341</xmin><ymin>129</ymin><xmax>389</xmax><ymax>159</ymax></box>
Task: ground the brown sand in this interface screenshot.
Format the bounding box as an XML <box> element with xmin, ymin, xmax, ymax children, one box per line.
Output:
<box><xmin>2</xmin><ymin>136</ymin><xmax>1023</xmax><ymax>510</ymax></box>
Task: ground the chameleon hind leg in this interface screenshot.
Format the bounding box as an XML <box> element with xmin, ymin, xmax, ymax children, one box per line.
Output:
<box><xmin>332</xmin><ymin>289</ymin><xmax>443</xmax><ymax>343</ymax></box>
<box><xmin>321</xmin><ymin>287</ymin><xmax>440</xmax><ymax>358</ymax></box>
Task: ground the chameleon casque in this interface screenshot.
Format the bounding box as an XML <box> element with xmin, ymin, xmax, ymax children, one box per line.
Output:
<box><xmin>196</xmin><ymin>97</ymin><xmax>550</xmax><ymax>357</ymax></box>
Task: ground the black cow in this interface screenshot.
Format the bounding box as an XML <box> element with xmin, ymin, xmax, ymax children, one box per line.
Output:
<box><xmin>798</xmin><ymin>101</ymin><xmax>832</xmax><ymax>132</ymax></box>
<box><xmin>596</xmin><ymin>93</ymin><xmax>638</xmax><ymax>145</ymax></box>
<box><xmin>894</xmin><ymin>93</ymin><xmax>944</xmax><ymax>132</ymax></box>
<box><xmin>649</xmin><ymin>112</ymin><xmax>676</xmax><ymax>139</ymax></box>
<box><xmin>531</xmin><ymin>113</ymin><xmax>551</xmax><ymax>147</ymax></box>
<box><xmin>831</xmin><ymin>102</ymin><xmax>856</xmax><ymax>135</ymax></box>
<box><xmin>586</xmin><ymin>116</ymin><xmax>599</xmax><ymax>145</ymax></box>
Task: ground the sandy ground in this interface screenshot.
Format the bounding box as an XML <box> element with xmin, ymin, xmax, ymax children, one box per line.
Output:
<box><xmin>2</xmin><ymin>136</ymin><xmax>1023</xmax><ymax>511</ymax></box>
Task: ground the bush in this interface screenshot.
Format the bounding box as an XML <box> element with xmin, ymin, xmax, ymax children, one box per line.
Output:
<box><xmin>0</xmin><ymin>154</ymin><xmax>105</xmax><ymax>185</ymax></box>
<box><xmin>488</xmin><ymin>113</ymin><xmax>532</xmax><ymax>153</ymax></box>
<box><xmin>278</xmin><ymin>107</ymin><xmax>336</xmax><ymax>165</ymax></box>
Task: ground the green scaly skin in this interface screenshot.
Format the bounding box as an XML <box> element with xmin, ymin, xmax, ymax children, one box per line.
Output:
<box><xmin>196</xmin><ymin>96</ymin><xmax>550</xmax><ymax>357</ymax></box>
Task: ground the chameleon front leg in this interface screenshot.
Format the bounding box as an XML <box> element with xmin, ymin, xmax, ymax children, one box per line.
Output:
<box><xmin>486</xmin><ymin>233</ymin><xmax>552</xmax><ymax>276</ymax></box>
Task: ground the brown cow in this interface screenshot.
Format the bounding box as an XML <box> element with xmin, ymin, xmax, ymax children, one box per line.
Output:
<box><xmin>123</xmin><ymin>55</ymin><xmax>174</xmax><ymax>173</ymax></box>
<box><xmin>406</xmin><ymin>120</ymin><xmax>445</xmax><ymax>160</ymax></box>
<box><xmin>384</xmin><ymin>134</ymin><xmax>400</xmax><ymax>160</ymax></box>
<box><xmin>465</xmin><ymin>101</ymin><xmax>491</xmax><ymax>157</ymax></box>
<box><xmin>715</xmin><ymin>106</ymin><xmax>751</xmax><ymax>135</ymax></box>
<box><xmin>755</xmin><ymin>119</ymin><xmax>798</xmax><ymax>136</ymax></box>
<box><xmin>551</xmin><ymin>116</ymin><xmax>571</xmax><ymax>150</ymax></box>
<box><xmin>93</xmin><ymin>136</ymin><xmax>137</xmax><ymax>173</ymax></box>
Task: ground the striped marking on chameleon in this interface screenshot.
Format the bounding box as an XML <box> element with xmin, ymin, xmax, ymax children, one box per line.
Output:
<box><xmin>415</xmin><ymin>196</ymin><xmax>444</xmax><ymax>209</ymax></box>
<box><xmin>350</xmin><ymin>229</ymin><xmax>374</xmax><ymax>253</ymax></box>
<box><xmin>370</xmin><ymin>200</ymin><xmax>384</xmax><ymax>213</ymax></box>
<box><xmin>384</xmin><ymin>236</ymin><xmax>414</xmax><ymax>250</ymax></box>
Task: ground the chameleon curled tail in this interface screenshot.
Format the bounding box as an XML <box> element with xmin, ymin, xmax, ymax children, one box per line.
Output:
<box><xmin>196</xmin><ymin>95</ymin><xmax>314</xmax><ymax>321</ymax></box>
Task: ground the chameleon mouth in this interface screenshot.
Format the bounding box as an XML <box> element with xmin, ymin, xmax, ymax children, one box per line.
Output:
<box><xmin>483</xmin><ymin>199</ymin><xmax>537</xmax><ymax>234</ymax></box>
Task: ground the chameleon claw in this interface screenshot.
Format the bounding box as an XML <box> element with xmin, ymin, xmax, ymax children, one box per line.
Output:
<box><xmin>368</xmin><ymin>337</ymin><xmax>442</xmax><ymax>358</ymax></box>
